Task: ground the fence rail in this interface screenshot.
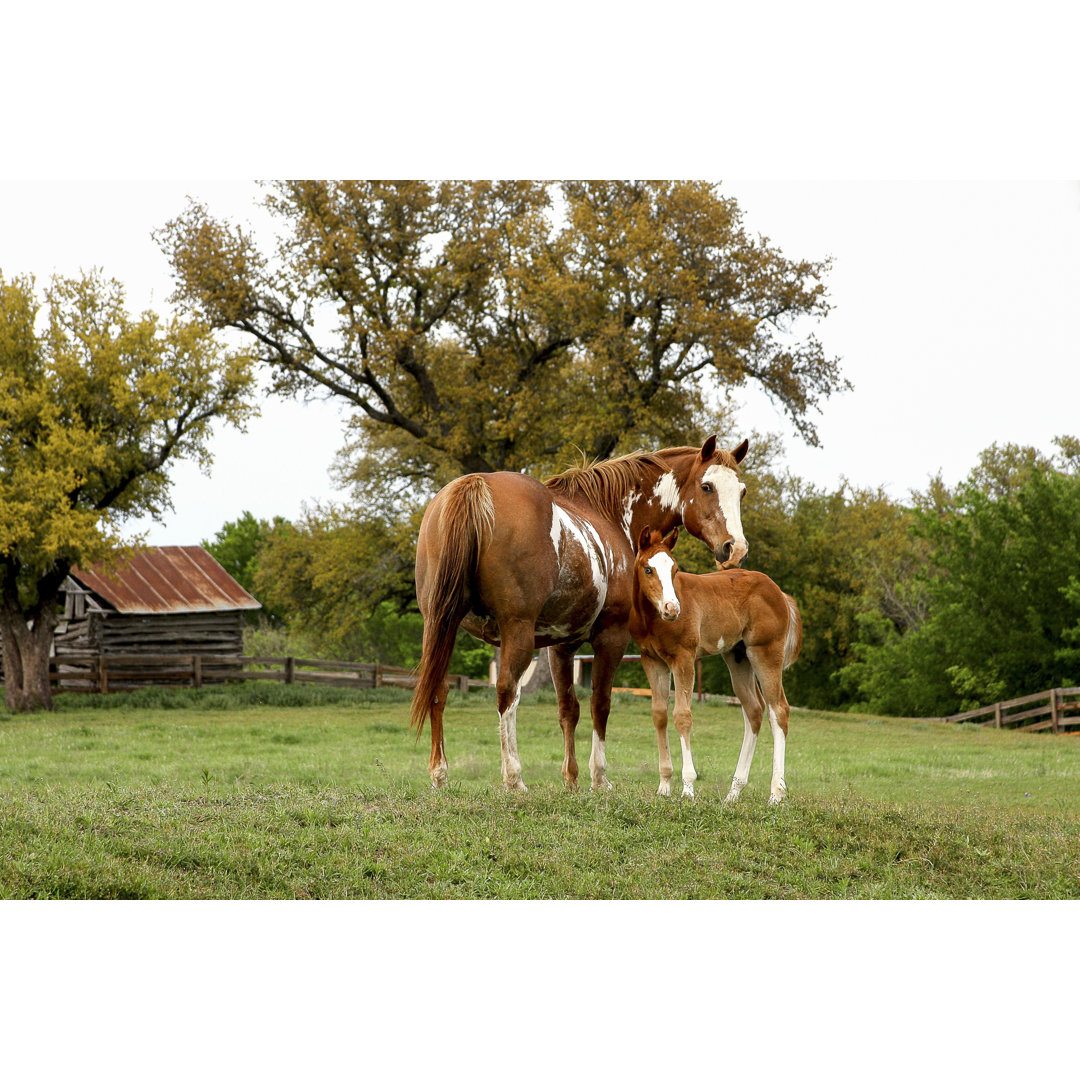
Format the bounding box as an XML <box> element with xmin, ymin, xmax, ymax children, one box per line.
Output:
<box><xmin>938</xmin><ymin>687</ymin><xmax>1080</xmax><ymax>733</ymax></box>
<box><xmin>6</xmin><ymin>654</ymin><xmax>487</xmax><ymax>695</ymax></box>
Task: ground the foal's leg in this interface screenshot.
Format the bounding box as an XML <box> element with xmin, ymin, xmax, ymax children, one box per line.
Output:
<box><xmin>722</xmin><ymin>650</ymin><xmax>765</xmax><ymax>802</ymax></box>
<box><xmin>641</xmin><ymin>654</ymin><xmax>674</xmax><ymax>796</ymax></box>
<box><xmin>747</xmin><ymin>642</ymin><xmax>791</xmax><ymax>804</ymax></box>
<box><xmin>550</xmin><ymin>644</ymin><xmax>581</xmax><ymax>791</ymax></box>
<box><xmin>586</xmin><ymin>625</ymin><xmax>630</xmax><ymax>791</ymax></box>
<box><xmin>428</xmin><ymin>677</ymin><xmax>450</xmax><ymax>788</ymax></box>
<box><xmin>495</xmin><ymin>621</ymin><xmax>537</xmax><ymax>792</ymax></box>
<box><xmin>670</xmin><ymin>655</ymin><xmax>698</xmax><ymax>798</ymax></box>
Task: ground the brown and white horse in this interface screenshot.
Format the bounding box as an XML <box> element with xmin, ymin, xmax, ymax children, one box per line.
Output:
<box><xmin>628</xmin><ymin>527</ymin><xmax>802</xmax><ymax>802</ymax></box>
<box><xmin>412</xmin><ymin>436</ymin><xmax>751</xmax><ymax>792</ymax></box>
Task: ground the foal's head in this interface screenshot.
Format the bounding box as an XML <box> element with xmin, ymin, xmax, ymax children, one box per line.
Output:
<box><xmin>679</xmin><ymin>435</ymin><xmax>749</xmax><ymax>569</ymax></box>
<box><xmin>635</xmin><ymin>526</ymin><xmax>681</xmax><ymax>622</ymax></box>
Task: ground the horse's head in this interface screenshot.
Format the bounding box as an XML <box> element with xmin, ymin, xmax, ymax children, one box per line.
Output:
<box><xmin>635</xmin><ymin>526</ymin><xmax>681</xmax><ymax>621</ymax></box>
<box><xmin>679</xmin><ymin>435</ymin><xmax>749</xmax><ymax>569</ymax></box>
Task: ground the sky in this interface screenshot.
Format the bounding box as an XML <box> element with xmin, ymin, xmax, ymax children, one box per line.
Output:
<box><xmin>2</xmin><ymin>178</ymin><xmax>1078</xmax><ymax>545</ymax></box>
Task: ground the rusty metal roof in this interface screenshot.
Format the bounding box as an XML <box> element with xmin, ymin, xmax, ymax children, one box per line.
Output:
<box><xmin>69</xmin><ymin>546</ymin><xmax>262</xmax><ymax>615</ymax></box>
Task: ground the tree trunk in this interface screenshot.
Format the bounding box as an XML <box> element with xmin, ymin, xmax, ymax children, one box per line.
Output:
<box><xmin>0</xmin><ymin>606</ymin><xmax>57</xmax><ymax>712</ymax></box>
<box><xmin>520</xmin><ymin>646</ymin><xmax>554</xmax><ymax>693</ymax></box>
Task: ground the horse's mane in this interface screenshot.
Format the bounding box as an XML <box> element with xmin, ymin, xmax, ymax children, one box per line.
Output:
<box><xmin>544</xmin><ymin>444</ymin><xmax>740</xmax><ymax>518</ymax></box>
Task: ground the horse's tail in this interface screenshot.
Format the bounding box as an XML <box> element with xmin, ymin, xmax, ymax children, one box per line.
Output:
<box><xmin>782</xmin><ymin>593</ymin><xmax>802</xmax><ymax>670</ymax></box>
<box><xmin>410</xmin><ymin>475</ymin><xmax>495</xmax><ymax>733</ymax></box>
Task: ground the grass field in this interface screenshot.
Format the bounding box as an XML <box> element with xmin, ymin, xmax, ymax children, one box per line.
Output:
<box><xmin>2</xmin><ymin>684</ymin><xmax>1078</xmax><ymax>899</ymax></box>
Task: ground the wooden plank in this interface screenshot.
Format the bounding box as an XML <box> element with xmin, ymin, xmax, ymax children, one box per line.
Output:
<box><xmin>999</xmin><ymin>704</ymin><xmax>1052</xmax><ymax>725</ymax></box>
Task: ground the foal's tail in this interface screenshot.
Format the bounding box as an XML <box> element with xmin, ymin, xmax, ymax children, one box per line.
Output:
<box><xmin>782</xmin><ymin>594</ymin><xmax>803</xmax><ymax>670</ymax></box>
<box><xmin>410</xmin><ymin>475</ymin><xmax>495</xmax><ymax>733</ymax></box>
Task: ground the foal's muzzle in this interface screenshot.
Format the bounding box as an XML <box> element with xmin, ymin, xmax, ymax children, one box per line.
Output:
<box><xmin>661</xmin><ymin>601</ymin><xmax>680</xmax><ymax>621</ymax></box>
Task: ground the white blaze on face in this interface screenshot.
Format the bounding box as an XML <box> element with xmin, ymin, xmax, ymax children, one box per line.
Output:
<box><xmin>702</xmin><ymin>463</ymin><xmax>747</xmax><ymax>559</ymax></box>
<box><xmin>646</xmin><ymin>551</ymin><xmax>679</xmax><ymax>618</ymax></box>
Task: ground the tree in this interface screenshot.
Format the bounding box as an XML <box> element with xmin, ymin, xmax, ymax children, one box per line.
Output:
<box><xmin>842</xmin><ymin>440</ymin><xmax>1080</xmax><ymax>716</ymax></box>
<box><xmin>0</xmin><ymin>271</ymin><xmax>254</xmax><ymax>711</ymax></box>
<box><xmin>158</xmin><ymin>181</ymin><xmax>847</xmax><ymax>492</ymax></box>
<box><xmin>203</xmin><ymin>510</ymin><xmax>288</xmax><ymax>620</ymax></box>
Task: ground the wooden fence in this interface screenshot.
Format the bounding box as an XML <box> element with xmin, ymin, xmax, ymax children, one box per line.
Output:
<box><xmin>19</xmin><ymin>654</ymin><xmax>487</xmax><ymax>695</ymax></box>
<box><xmin>938</xmin><ymin>687</ymin><xmax>1080</xmax><ymax>733</ymax></box>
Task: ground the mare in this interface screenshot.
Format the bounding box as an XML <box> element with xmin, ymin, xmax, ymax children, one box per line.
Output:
<box><xmin>628</xmin><ymin>527</ymin><xmax>802</xmax><ymax>802</ymax></box>
<box><xmin>412</xmin><ymin>436</ymin><xmax>751</xmax><ymax>792</ymax></box>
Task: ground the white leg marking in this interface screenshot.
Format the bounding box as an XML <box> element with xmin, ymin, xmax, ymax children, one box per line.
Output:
<box><xmin>725</xmin><ymin>708</ymin><xmax>759</xmax><ymax>802</ymax></box>
<box><xmin>680</xmin><ymin>735</ymin><xmax>697</xmax><ymax>798</ymax></box>
<box><xmin>498</xmin><ymin>684</ymin><xmax>527</xmax><ymax>792</ymax></box>
<box><xmin>590</xmin><ymin>729</ymin><xmax>613</xmax><ymax>791</ymax></box>
<box><xmin>767</xmin><ymin>706</ymin><xmax>787</xmax><ymax>804</ymax></box>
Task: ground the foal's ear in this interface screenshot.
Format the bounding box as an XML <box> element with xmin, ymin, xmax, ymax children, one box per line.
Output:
<box><xmin>732</xmin><ymin>438</ymin><xmax>749</xmax><ymax>464</ymax></box>
<box><xmin>699</xmin><ymin>434</ymin><xmax>717</xmax><ymax>462</ymax></box>
<box><xmin>663</xmin><ymin>526</ymin><xmax>679</xmax><ymax>551</ymax></box>
<box><xmin>638</xmin><ymin>526</ymin><xmax>653</xmax><ymax>553</ymax></box>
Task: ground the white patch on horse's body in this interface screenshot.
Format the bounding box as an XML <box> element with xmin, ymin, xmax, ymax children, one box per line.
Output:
<box><xmin>679</xmin><ymin>735</ymin><xmax>697</xmax><ymax>798</ymax></box>
<box><xmin>621</xmin><ymin>491</ymin><xmax>642</xmax><ymax>543</ymax></box>
<box><xmin>536</xmin><ymin>623</ymin><xmax>572</xmax><ymax>640</ymax></box>
<box><xmin>499</xmin><ymin>683</ymin><xmax>526</xmax><ymax>792</ymax></box>
<box><xmin>652</xmin><ymin>471</ymin><xmax>682</xmax><ymax>513</ymax></box>
<box><xmin>550</xmin><ymin>505</ymin><xmax>609</xmax><ymax>622</ymax></box>
<box><xmin>725</xmin><ymin>706</ymin><xmax>758</xmax><ymax>802</ymax></box>
<box><xmin>767</xmin><ymin>705</ymin><xmax>787</xmax><ymax>804</ymax></box>
<box><xmin>716</xmin><ymin>638</ymin><xmax>726</xmax><ymax>652</ymax></box>
<box><xmin>702</xmin><ymin>463</ymin><xmax>747</xmax><ymax>549</ymax></box>
<box><xmin>646</xmin><ymin>551</ymin><xmax>679</xmax><ymax>618</ymax></box>
<box><xmin>590</xmin><ymin>730</ymin><xmax>613</xmax><ymax>790</ymax></box>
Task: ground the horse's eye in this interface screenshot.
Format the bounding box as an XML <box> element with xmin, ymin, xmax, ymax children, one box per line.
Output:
<box><xmin>644</xmin><ymin>567</ymin><xmax>653</xmax><ymax>575</ymax></box>
<box><xmin>701</xmin><ymin>482</ymin><xmax>713</xmax><ymax>494</ymax></box>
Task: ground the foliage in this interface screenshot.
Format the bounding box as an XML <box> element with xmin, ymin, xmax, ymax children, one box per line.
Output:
<box><xmin>158</xmin><ymin>181</ymin><xmax>846</xmax><ymax>493</ymax></box>
<box><xmin>202</xmin><ymin>510</ymin><xmax>286</xmax><ymax>597</ymax></box>
<box><xmin>251</xmin><ymin>508</ymin><xmax>491</xmax><ymax>676</ymax></box>
<box><xmin>841</xmin><ymin>440</ymin><xmax>1080</xmax><ymax>715</ymax></box>
<box><xmin>0</xmin><ymin>270</ymin><xmax>254</xmax><ymax>710</ymax></box>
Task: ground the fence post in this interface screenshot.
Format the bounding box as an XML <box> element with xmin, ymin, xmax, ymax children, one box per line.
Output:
<box><xmin>192</xmin><ymin>656</ymin><xmax>203</xmax><ymax>689</ymax></box>
<box><xmin>1050</xmin><ymin>688</ymin><xmax>1060</xmax><ymax>734</ymax></box>
<box><xmin>284</xmin><ymin>656</ymin><xmax>295</xmax><ymax>685</ymax></box>
<box><xmin>994</xmin><ymin>701</ymin><xmax>1002</xmax><ymax>729</ymax></box>
<box><xmin>98</xmin><ymin>656</ymin><xmax>108</xmax><ymax>695</ymax></box>
<box><xmin>374</xmin><ymin>664</ymin><xmax>383</xmax><ymax>689</ymax></box>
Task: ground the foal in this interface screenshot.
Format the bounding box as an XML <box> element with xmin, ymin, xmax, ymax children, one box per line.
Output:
<box><xmin>628</xmin><ymin>527</ymin><xmax>802</xmax><ymax>802</ymax></box>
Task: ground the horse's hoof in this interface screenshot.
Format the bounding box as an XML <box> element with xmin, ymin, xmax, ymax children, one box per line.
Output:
<box><xmin>724</xmin><ymin>789</ymin><xmax>741</xmax><ymax>803</ymax></box>
<box><xmin>591</xmin><ymin>778</ymin><xmax>614</xmax><ymax>792</ymax></box>
<box><xmin>682</xmin><ymin>786</ymin><xmax>695</xmax><ymax>799</ymax></box>
<box><xmin>767</xmin><ymin>792</ymin><xmax>786</xmax><ymax>805</ymax></box>
<box><xmin>657</xmin><ymin>782</ymin><xmax>671</xmax><ymax>797</ymax></box>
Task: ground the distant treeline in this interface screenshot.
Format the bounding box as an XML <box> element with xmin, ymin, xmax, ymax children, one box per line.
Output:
<box><xmin>206</xmin><ymin>435</ymin><xmax>1080</xmax><ymax>718</ymax></box>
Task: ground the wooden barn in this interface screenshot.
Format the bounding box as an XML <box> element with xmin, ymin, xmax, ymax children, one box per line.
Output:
<box><xmin>55</xmin><ymin>547</ymin><xmax>261</xmax><ymax>677</ymax></box>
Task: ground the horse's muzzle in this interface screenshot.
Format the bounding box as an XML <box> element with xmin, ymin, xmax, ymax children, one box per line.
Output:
<box><xmin>661</xmin><ymin>602</ymin><xmax>680</xmax><ymax>621</ymax></box>
<box><xmin>717</xmin><ymin>539</ymin><xmax>748</xmax><ymax>569</ymax></box>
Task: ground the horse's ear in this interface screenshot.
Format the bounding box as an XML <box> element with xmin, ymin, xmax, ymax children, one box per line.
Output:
<box><xmin>699</xmin><ymin>435</ymin><xmax>717</xmax><ymax>462</ymax></box>
<box><xmin>663</xmin><ymin>526</ymin><xmax>679</xmax><ymax>551</ymax></box>
<box><xmin>732</xmin><ymin>438</ymin><xmax>749</xmax><ymax>464</ymax></box>
<box><xmin>638</xmin><ymin>526</ymin><xmax>653</xmax><ymax>553</ymax></box>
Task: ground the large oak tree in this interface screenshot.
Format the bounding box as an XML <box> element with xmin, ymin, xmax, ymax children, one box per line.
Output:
<box><xmin>0</xmin><ymin>271</ymin><xmax>254</xmax><ymax>711</ymax></box>
<box><xmin>158</xmin><ymin>181</ymin><xmax>847</xmax><ymax>491</ymax></box>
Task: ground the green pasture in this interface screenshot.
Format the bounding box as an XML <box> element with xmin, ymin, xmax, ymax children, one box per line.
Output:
<box><xmin>1</xmin><ymin>685</ymin><xmax>1078</xmax><ymax>899</ymax></box>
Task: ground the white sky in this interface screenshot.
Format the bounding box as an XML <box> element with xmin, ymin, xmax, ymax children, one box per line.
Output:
<box><xmin>2</xmin><ymin>178</ymin><xmax>1078</xmax><ymax>544</ymax></box>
